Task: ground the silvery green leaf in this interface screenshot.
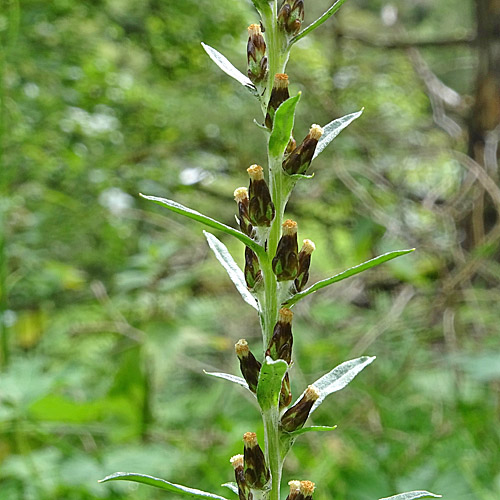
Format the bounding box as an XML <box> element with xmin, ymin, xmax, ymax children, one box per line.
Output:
<box><xmin>256</xmin><ymin>356</ymin><xmax>288</xmax><ymax>411</ymax></box>
<box><xmin>139</xmin><ymin>194</ymin><xmax>266</xmax><ymax>260</ymax></box>
<box><xmin>294</xmin><ymin>356</ymin><xmax>376</xmax><ymax>414</ymax></box>
<box><xmin>269</xmin><ymin>93</ymin><xmax>301</xmax><ymax>159</ymax></box>
<box><xmin>379</xmin><ymin>491</ymin><xmax>442</xmax><ymax>500</ymax></box>
<box><xmin>286</xmin><ymin>425</ymin><xmax>337</xmax><ymax>437</ymax></box>
<box><xmin>204</xmin><ymin>231</ymin><xmax>259</xmax><ymax>311</ymax></box>
<box><xmin>99</xmin><ymin>472</ymin><xmax>229</xmax><ymax>500</ymax></box>
<box><xmin>201</xmin><ymin>43</ymin><xmax>258</xmax><ymax>96</ymax></box>
<box><xmin>221</xmin><ymin>483</ymin><xmax>239</xmax><ymax>495</ymax></box>
<box><xmin>284</xmin><ymin>249</ymin><xmax>415</xmax><ymax>307</ymax></box>
<box><xmin>313</xmin><ymin>109</ymin><xmax>363</xmax><ymax>160</ymax></box>
<box><xmin>204</xmin><ymin>371</ymin><xmax>251</xmax><ymax>392</ymax></box>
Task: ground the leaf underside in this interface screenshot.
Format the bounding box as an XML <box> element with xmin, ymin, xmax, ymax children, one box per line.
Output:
<box><xmin>293</xmin><ymin>356</ymin><xmax>376</xmax><ymax>414</ymax></box>
<box><xmin>221</xmin><ymin>483</ymin><xmax>239</xmax><ymax>495</ymax></box>
<box><xmin>204</xmin><ymin>231</ymin><xmax>259</xmax><ymax>311</ymax></box>
<box><xmin>379</xmin><ymin>491</ymin><xmax>442</xmax><ymax>500</ymax></box>
<box><xmin>204</xmin><ymin>370</ymin><xmax>251</xmax><ymax>392</ymax></box>
<box><xmin>99</xmin><ymin>472</ymin><xmax>229</xmax><ymax>500</ymax></box>
<box><xmin>201</xmin><ymin>43</ymin><xmax>258</xmax><ymax>95</ymax></box>
<box><xmin>313</xmin><ymin>109</ymin><xmax>364</xmax><ymax>160</ymax></box>
<box><xmin>284</xmin><ymin>249</ymin><xmax>415</xmax><ymax>306</ymax></box>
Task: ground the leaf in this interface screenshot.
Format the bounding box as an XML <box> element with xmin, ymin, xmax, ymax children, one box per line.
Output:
<box><xmin>139</xmin><ymin>194</ymin><xmax>266</xmax><ymax>259</ymax></box>
<box><xmin>284</xmin><ymin>249</ymin><xmax>415</xmax><ymax>307</ymax></box>
<box><xmin>204</xmin><ymin>371</ymin><xmax>251</xmax><ymax>392</ymax></box>
<box><xmin>379</xmin><ymin>491</ymin><xmax>442</xmax><ymax>500</ymax></box>
<box><xmin>294</xmin><ymin>356</ymin><xmax>376</xmax><ymax>414</ymax></box>
<box><xmin>201</xmin><ymin>43</ymin><xmax>258</xmax><ymax>96</ymax></box>
<box><xmin>313</xmin><ymin>109</ymin><xmax>364</xmax><ymax>160</ymax></box>
<box><xmin>291</xmin><ymin>0</ymin><xmax>350</xmax><ymax>45</ymax></box>
<box><xmin>285</xmin><ymin>425</ymin><xmax>337</xmax><ymax>437</ymax></box>
<box><xmin>269</xmin><ymin>93</ymin><xmax>301</xmax><ymax>158</ymax></box>
<box><xmin>221</xmin><ymin>483</ymin><xmax>239</xmax><ymax>495</ymax></box>
<box><xmin>204</xmin><ymin>232</ymin><xmax>259</xmax><ymax>311</ymax></box>
<box><xmin>256</xmin><ymin>356</ymin><xmax>288</xmax><ymax>411</ymax></box>
<box><xmin>99</xmin><ymin>472</ymin><xmax>229</xmax><ymax>500</ymax></box>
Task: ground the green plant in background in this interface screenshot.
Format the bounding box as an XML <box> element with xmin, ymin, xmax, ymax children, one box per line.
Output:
<box><xmin>100</xmin><ymin>2</ymin><xmax>441</xmax><ymax>500</ymax></box>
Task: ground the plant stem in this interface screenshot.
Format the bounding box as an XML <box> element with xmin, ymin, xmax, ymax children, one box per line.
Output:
<box><xmin>262</xmin><ymin>408</ymin><xmax>282</xmax><ymax>500</ymax></box>
<box><xmin>258</xmin><ymin>6</ymin><xmax>294</xmax><ymax>500</ymax></box>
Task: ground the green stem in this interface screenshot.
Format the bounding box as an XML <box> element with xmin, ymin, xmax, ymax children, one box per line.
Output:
<box><xmin>262</xmin><ymin>408</ymin><xmax>282</xmax><ymax>500</ymax></box>
<box><xmin>258</xmin><ymin>5</ymin><xmax>293</xmax><ymax>500</ymax></box>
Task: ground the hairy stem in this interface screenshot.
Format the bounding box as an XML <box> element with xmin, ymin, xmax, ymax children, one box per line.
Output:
<box><xmin>262</xmin><ymin>408</ymin><xmax>282</xmax><ymax>500</ymax></box>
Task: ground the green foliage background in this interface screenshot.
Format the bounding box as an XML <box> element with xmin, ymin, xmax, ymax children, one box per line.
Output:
<box><xmin>1</xmin><ymin>1</ymin><xmax>498</xmax><ymax>499</ymax></box>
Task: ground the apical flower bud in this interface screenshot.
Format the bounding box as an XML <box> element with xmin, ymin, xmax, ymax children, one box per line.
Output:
<box><xmin>282</xmin><ymin>124</ymin><xmax>324</xmax><ymax>175</ymax></box>
<box><xmin>231</xmin><ymin>455</ymin><xmax>252</xmax><ymax>500</ymax></box>
<box><xmin>280</xmin><ymin>385</ymin><xmax>320</xmax><ymax>432</ymax></box>
<box><xmin>294</xmin><ymin>239</ymin><xmax>315</xmax><ymax>292</ymax></box>
<box><xmin>247</xmin><ymin>24</ymin><xmax>268</xmax><ymax>84</ymax></box>
<box><xmin>235</xmin><ymin>339</ymin><xmax>262</xmax><ymax>393</ymax></box>
<box><xmin>278</xmin><ymin>0</ymin><xmax>304</xmax><ymax>36</ymax></box>
<box><xmin>272</xmin><ymin>220</ymin><xmax>299</xmax><ymax>281</ymax></box>
<box><xmin>265</xmin><ymin>73</ymin><xmax>290</xmax><ymax>129</ymax></box>
<box><xmin>286</xmin><ymin>481</ymin><xmax>305</xmax><ymax>500</ymax></box>
<box><xmin>300</xmin><ymin>481</ymin><xmax>315</xmax><ymax>500</ymax></box>
<box><xmin>243</xmin><ymin>432</ymin><xmax>270</xmax><ymax>489</ymax></box>
<box><xmin>234</xmin><ymin>187</ymin><xmax>254</xmax><ymax>237</ymax></box>
<box><xmin>247</xmin><ymin>165</ymin><xmax>275</xmax><ymax>227</ymax></box>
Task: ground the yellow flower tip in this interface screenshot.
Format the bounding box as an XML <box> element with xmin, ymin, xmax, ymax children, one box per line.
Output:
<box><xmin>300</xmin><ymin>481</ymin><xmax>316</xmax><ymax>496</ymax></box>
<box><xmin>304</xmin><ymin>385</ymin><xmax>320</xmax><ymax>402</ymax></box>
<box><xmin>243</xmin><ymin>431</ymin><xmax>259</xmax><ymax>447</ymax></box>
<box><xmin>301</xmin><ymin>239</ymin><xmax>316</xmax><ymax>255</ymax></box>
<box><xmin>247</xmin><ymin>164</ymin><xmax>264</xmax><ymax>180</ymax></box>
<box><xmin>235</xmin><ymin>339</ymin><xmax>249</xmax><ymax>357</ymax></box>
<box><xmin>288</xmin><ymin>480</ymin><xmax>301</xmax><ymax>494</ymax></box>
<box><xmin>234</xmin><ymin>187</ymin><xmax>249</xmax><ymax>203</ymax></box>
<box><xmin>248</xmin><ymin>23</ymin><xmax>262</xmax><ymax>36</ymax></box>
<box><xmin>309</xmin><ymin>124</ymin><xmax>324</xmax><ymax>140</ymax></box>
<box><xmin>230</xmin><ymin>454</ymin><xmax>244</xmax><ymax>469</ymax></box>
<box><xmin>274</xmin><ymin>73</ymin><xmax>289</xmax><ymax>88</ymax></box>
<box><xmin>282</xmin><ymin>219</ymin><xmax>298</xmax><ymax>236</ymax></box>
<box><xmin>278</xmin><ymin>307</ymin><xmax>293</xmax><ymax>324</ymax></box>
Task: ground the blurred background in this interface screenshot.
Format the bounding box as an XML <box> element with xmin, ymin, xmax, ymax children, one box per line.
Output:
<box><xmin>1</xmin><ymin>0</ymin><xmax>499</xmax><ymax>499</ymax></box>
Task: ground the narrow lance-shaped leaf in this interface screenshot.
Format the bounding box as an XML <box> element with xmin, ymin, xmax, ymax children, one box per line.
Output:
<box><xmin>256</xmin><ymin>356</ymin><xmax>288</xmax><ymax>411</ymax></box>
<box><xmin>201</xmin><ymin>43</ymin><xmax>258</xmax><ymax>96</ymax></box>
<box><xmin>379</xmin><ymin>491</ymin><xmax>442</xmax><ymax>500</ymax></box>
<box><xmin>139</xmin><ymin>194</ymin><xmax>266</xmax><ymax>260</ymax></box>
<box><xmin>313</xmin><ymin>109</ymin><xmax>364</xmax><ymax>160</ymax></box>
<box><xmin>221</xmin><ymin>483</ymin><xmax>239</xmax><ymax>495</ymax></box>
<box><xmin>99</xmin><ymin>473</ymin><xmax>229</xmax><ymax>500</ymax></box>
<box><xmin>290</xmin><ymin>0</ymin><xmax>350</xmax><ymax>45</ymax></box>
<box><xmin>292</xmin><ymin>356</ymin><xmax>376</xmax><ymax>414</ymax></box>
<box><xmin>286</xmin><ymin>425</ymin><xmax>337</xmax><ymax>437</ymax></box>
<box><xmin>204</xmin><ymin>370</ymin><xmax>251</xmax><ymax>392</ymax></box>
<box><xmin>284</xmin><ymin>249</ymin><xmax>415</xmax><ymax>307</ymax></box>
<box><xmin>204</xmin><ymin>231</ymin><xmax>259</xmax><ymax>311</ymax></box>
<box><xmin>269</xmin><ymin>93</ymin><xmax>301</xmax><ymax>159</ymax></box>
